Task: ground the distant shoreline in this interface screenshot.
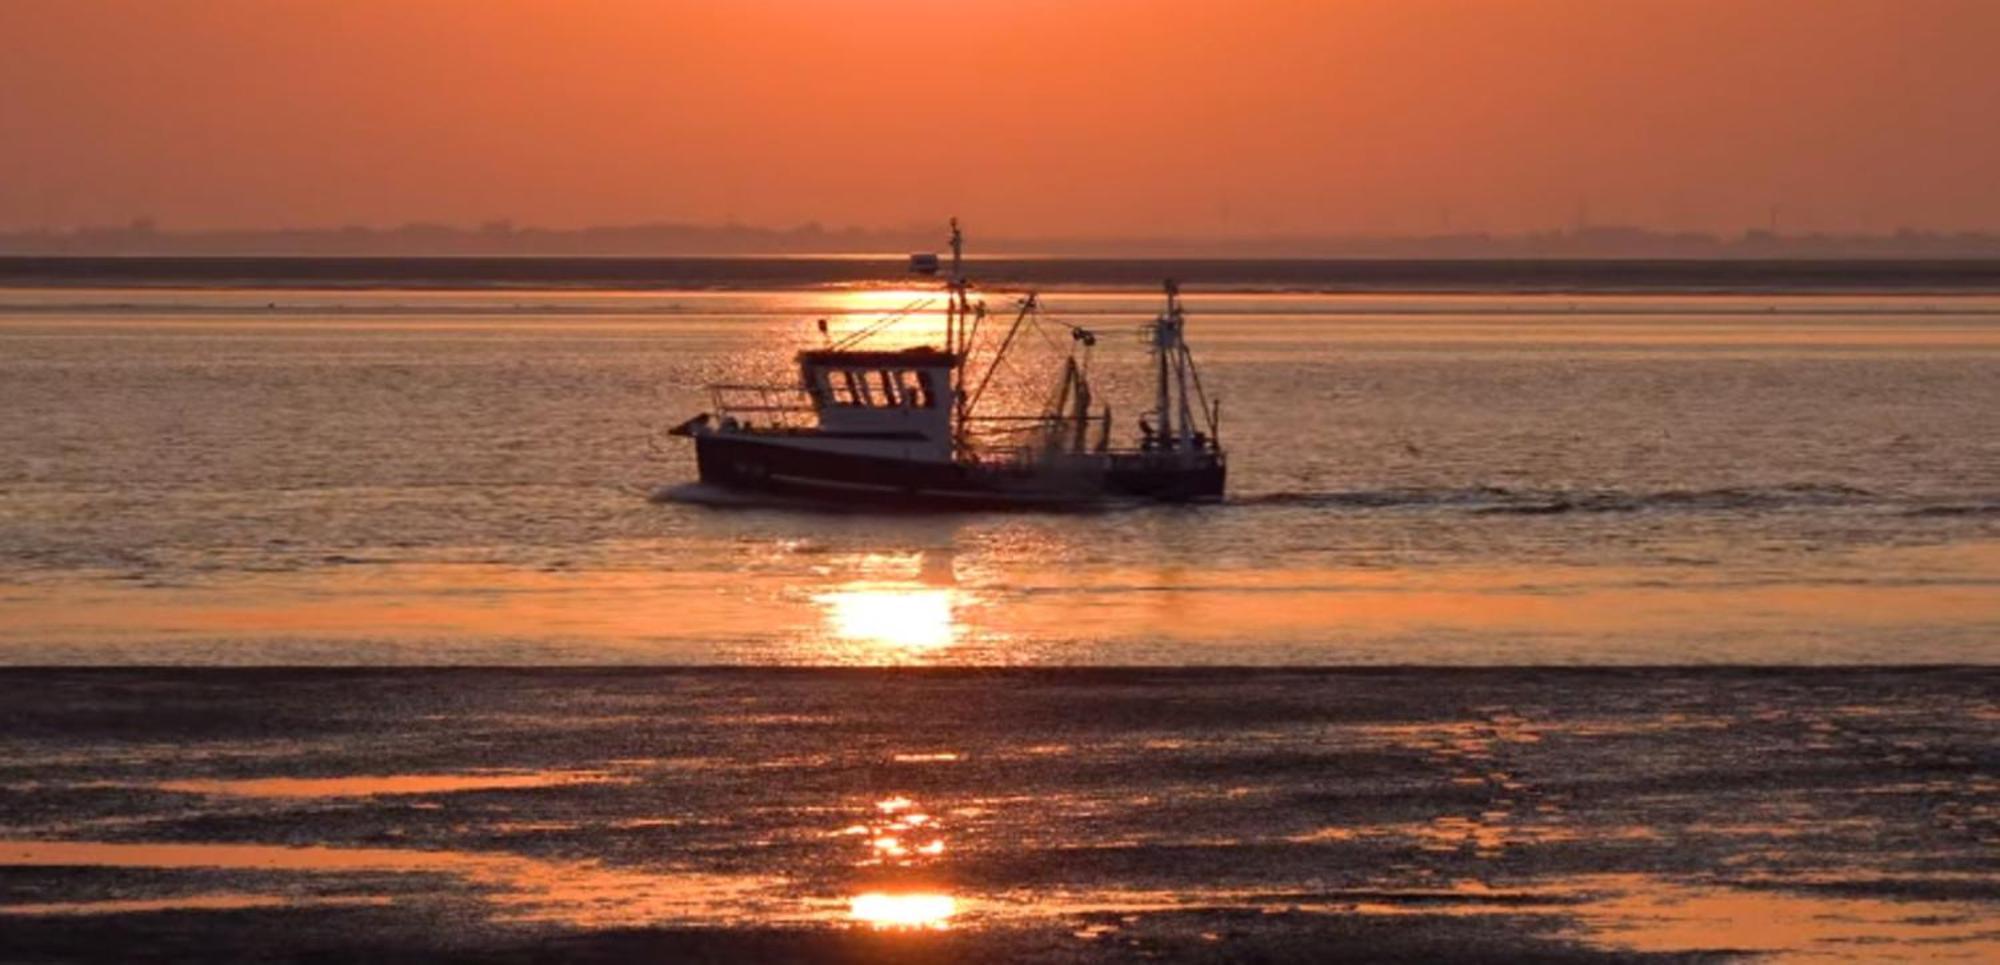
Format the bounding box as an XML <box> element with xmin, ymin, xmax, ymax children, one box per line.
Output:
<box><xmin>7</xmin><ymin>255</ymin><xmax>2000</xmax><ymax>294</ymax></box>
<box><xmin>2</xmin><ymin>666</ymin><xmax>1991</xmax><ymax>676</ymax></box>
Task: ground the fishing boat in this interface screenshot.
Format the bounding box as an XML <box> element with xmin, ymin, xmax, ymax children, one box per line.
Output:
<box><xmin>668</xmin><ymin>221</ymin><xmax>1225</xmax><ymax>508</ymax></box>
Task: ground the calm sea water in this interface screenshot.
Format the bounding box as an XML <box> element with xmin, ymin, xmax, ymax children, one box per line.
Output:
<box><xmin>1</xmin><ymin>283</ymin><xmax>1996</xmax><ymax>664</ymax></box>
<box><xmin>2</xmin><ymin>274</ymin><xmax>1997</xmax><ymax>960</ymax></box>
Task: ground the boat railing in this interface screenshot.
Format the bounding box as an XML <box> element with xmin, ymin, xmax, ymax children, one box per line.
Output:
<box><xmin>707</xmin><ymin>382</ymin><xmax>818</xmax><ymax>429</ymax></box>
<box><xmin>963</xmin><ymin>439</ymin><xmax>1119</xmax><ymax>473</ymax></box>
<box><xmin>959</xmin><ymin>445</ymin><xmax>1053</xmax><ymax>472</ymax></box>
<box><xmin>963</xmin><ymin>412</ymin><xmax>1112</xmax><ymax>447</ymax></box>
<box><xmin>1104</xmin><ymin>446</ymin><xmax>1227</xmax><ymax>468</ymax></box>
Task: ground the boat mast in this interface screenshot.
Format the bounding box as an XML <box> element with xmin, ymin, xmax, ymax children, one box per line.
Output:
<box><xmin>948</xmin><ymin>218</ymin><xmax>969</xmax><ymax>447</ymax></box>
<box><xmin>1153</xmin><ymin>280</ymin><xmax>1180</xmax><ymax>447</ymax></box>
<box><xmin>1149</xmin><ymin>279</ymin><xmax>1219</xmax><ymax>453</ymax></box>
<box><xmin>1173</xmin><ymin>297</ymin><xmax>1195</xmax><ymax>452</ymax></box>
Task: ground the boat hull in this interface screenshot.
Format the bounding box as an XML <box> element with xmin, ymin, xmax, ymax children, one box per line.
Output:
<box><xmin>692</xmin><ymin>433</ymin><xmax>1223</xmax><ymax>509</ymax></box>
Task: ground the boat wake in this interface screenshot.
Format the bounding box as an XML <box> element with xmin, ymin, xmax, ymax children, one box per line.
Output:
<box><xmin>653</xmin><ymin>481</ymin><xmax>2000</xmax><ymax>517</ymax></box>
<box><xmin>1231</xmin><ymin>483</ymin><xmax>1896</xmax><ymax>514</ymax></box>
<box><xmin>648</xmin><ymin>482</ymin><xmax>818</xmax><ymax>511</ymax></box>
<box><xmin>1903</xmin><ymin>502</ymin><xmax>2000</xmax><ymax>517</ymax></box>
<box><xmin>648</xmin><ymin>482</ymin><xmax>1143</xmax><ymax>515</ymax></box>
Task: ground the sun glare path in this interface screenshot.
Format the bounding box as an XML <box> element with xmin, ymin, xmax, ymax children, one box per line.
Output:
<box><xmin>849</xmin><ymin>892</ymin><xmax>957</xmax><ymax>929</ymax></box>
<box><xmin>820</xmin><ymin>288</ymin><xmax>949</xmax><ymax>348</ymax></box>
<box><xmin>817</xmin><ymin>585</ymin><xmax>957</xmax><ymax>651</ymax></box>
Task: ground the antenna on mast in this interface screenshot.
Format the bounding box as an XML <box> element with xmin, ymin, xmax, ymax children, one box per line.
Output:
<box><xmin>1145</xmin><ymin>277</ymin><xmax>1219</xmax><ymax>455</ymax></box>
<box><xmin>947</xmin><ymin>218</ymin><xmax>970</xmax><ymax>450</ymax></box>
<box><xmin>949</xmin><ymin>217</ymin><xmax>963</xmax><ymax>281</ymax></box>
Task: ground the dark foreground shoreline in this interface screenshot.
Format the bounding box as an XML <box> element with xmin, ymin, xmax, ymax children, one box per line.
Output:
<box><xmin>1</xmin><ymin>913</ymin><xmax>1694</xmax><ymax>964</ymax></box>
<box><xmin>2</xmin><ymin>666</ymin><xmax>1995</xmax><ymax>962</ymax></box>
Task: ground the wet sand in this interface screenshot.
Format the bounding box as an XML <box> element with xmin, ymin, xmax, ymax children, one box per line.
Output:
<box><xmin>1</xmin><ymin>667</ymin><xmax>1994</xmax><ymax>961</ymax></box>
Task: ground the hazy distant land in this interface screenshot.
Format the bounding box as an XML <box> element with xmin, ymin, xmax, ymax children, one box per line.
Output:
<box><xmin>9</xmin><ymin>219</ymin><xmax>2000</xmax><ymax>260</ymax></box>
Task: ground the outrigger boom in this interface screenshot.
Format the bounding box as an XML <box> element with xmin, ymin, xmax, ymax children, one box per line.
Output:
<box><xmin>670</xmin><ymin>220</ymin><xmax>1226</xmax><ymax>508</ymax></box>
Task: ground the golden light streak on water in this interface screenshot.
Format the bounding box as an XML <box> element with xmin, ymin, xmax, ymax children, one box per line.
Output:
<box><xmin>848</xmin><ymin>892</ymin><xmax>956</xmax><ymax>929</ymax></box>
<box><xmin>820</xmin><ymin>288</ymin><xmax>949</xmax><ymax>349</ymax></box>
<box><xmin>153</xmin><ymin>770</ymin><xmax>625</xmax><ymax>799</ymax></box>
<box><xmin>816</xmin><ymin>584</ymin><xmax>958</xmax><ymax>651</ymax></box>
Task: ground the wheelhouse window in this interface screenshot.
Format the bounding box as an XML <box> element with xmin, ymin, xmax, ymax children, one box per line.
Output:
<box><xmin>813</xmin><ymin>365</ymin><xmax>941</xmax><ymax>409</ymax></box>
<box><xmin>839</xmin><ymin>370</ymin><xmax>872</xmax><ymax>406</ymax></box>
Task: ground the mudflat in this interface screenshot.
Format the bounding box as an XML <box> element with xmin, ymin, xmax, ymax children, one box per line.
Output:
<box><xmin>2</xmin><ymin>667</ymin><xmax>1993</xmax><ymax>961</ymax></box>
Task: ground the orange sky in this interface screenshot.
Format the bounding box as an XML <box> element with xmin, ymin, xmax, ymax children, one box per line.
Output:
<box><xmin>2</xmin><ymin>0</ymin><xmax>1995</xmax><ymax>237</ymax></box>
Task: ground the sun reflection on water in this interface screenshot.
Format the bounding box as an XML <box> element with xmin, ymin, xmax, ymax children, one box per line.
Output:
<box><xmin>820</xmin><ymin>288</ymin><xmax>950</xmax><ymax>348</ymax></box>
<box><xmin>816</xmin><ymin>584</ymin><xmax>958</xmax><ymax>651</ymax></box>
<box><xmin>849</xmin><ymin>891</ymin><xmax>956</xmax><ymax>929</ymax></box>
<box><xmin>844</xmin><ymin>791</ymin><xmax>958</xmax><ymax>929</ymax></box>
